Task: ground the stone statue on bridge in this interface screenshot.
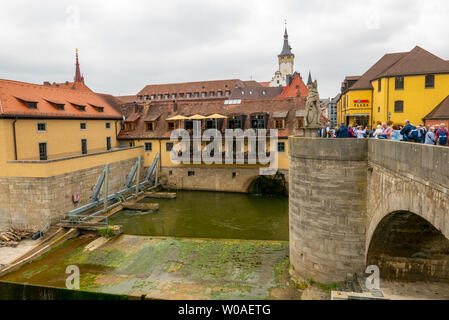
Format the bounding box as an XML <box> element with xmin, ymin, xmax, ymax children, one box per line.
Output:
<box><xmin>305</xmin><ymin>80</ymin><xmax>323</xmax><ymax>128</ymax></box>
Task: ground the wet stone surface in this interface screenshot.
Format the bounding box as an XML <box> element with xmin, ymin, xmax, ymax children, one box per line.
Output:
<box><xmin>1</xmin><ymin>234</ymin><xmax>298</xmax><ymax>300</ymax></box>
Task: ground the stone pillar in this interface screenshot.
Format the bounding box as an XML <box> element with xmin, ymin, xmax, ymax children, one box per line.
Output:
<box><xmin>288</xmin><ymin>137</ymin><xmax>368</xmax><ymax>283</ymax></box>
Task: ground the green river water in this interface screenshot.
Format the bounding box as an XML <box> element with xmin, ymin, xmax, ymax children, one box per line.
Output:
<box><xmin>110</xmin><ymin>191</ymin><xmax>289</xmax><ymax>241</ymax></box>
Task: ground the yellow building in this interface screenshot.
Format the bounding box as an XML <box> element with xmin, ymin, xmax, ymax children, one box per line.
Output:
<box><xmin>0</xmin><ymin>76</ymin><xmax>145</xmax><ymax>227</ymax></box>
<box><xmin>337</xmin><ymin>46</ymin><xmax>449</xmax><ymax>127</ymax></box>
<box><xmin>0</xmin><ymin>78</ymin><xmax>123</xmax><ymax>173</ymax></box>
<box><xmin>116</xmin><ymin>95</ymin><xmax>307</xmax><ymax>193</ymax></box>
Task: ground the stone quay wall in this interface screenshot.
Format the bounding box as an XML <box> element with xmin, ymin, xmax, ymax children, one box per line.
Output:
<box><xmin>288</xmin><ymin>138</ymin><xmax>368</xmax><ymax>283</ymax></box>
<box><xmin>161</xmin><ymin>166</ymin><xmax>288</xmax><ymax>193</ymax></box>
<box><xmin>0</xmin><ymin>157</ymin><xmax>145</xmax><ymax>229</ymax></box>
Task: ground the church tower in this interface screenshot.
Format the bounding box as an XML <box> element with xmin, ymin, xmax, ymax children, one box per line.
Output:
<box><xmin>74</xmin><ymin>48</ymin><xmax>85</xmax><ymax>83</ymax></box>
<box><xmin>270</xmin><ymin>23</ymin><xmax>295</xmax><ymax>87</ymax></box>
<box><xmin>278</xmin><ymin>25</ymin><xmax>294</xmax><ymax>80</ymax></box>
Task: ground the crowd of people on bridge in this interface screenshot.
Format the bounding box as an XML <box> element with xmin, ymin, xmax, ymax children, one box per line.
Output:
<box><xmin>318</xmin><ymin>121</ymin><xmax>448</xmax><ymax>146</ymax></box>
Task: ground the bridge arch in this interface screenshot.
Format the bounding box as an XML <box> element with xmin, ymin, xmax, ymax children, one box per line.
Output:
<box><xmin>366</xmin><ymin>164</ymin><xmax>449</xmax><ymax>255</ymax></box>
<box><xmin>247</xmin><ymin>172</ymin><xmax>288</xmax><ymax>196</ymax></box>
<box><xmin>367</xmin><ymin>210</ymin><xmax>449</xmax><ymax>282</ymax></box>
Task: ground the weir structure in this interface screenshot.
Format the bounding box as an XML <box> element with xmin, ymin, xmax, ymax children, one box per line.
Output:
<box><xmin>288</xmin><ymin>137</ymin><xmax>449</xmax><ymax>284</ymax></box>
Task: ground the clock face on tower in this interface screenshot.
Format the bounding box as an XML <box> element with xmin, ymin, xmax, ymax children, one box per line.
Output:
<box><xmin>280</xmin><ymin>62</ymin><xmax>292</xmax><ymax>76</ymax></box>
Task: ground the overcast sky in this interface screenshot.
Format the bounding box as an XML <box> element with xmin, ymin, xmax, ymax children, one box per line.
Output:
<box><xmin>1</xmin><ymin>0</ymin><xmax>448</xmax><ymax>98</ymax></box>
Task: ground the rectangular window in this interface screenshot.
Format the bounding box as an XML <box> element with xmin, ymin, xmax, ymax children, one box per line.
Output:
<box><xmin>146</xmin><ymin>122</ymin><xmax>154</xmax><ymax>131</ymax></box>
<box><xmin>188</xmin><ymin>171</ymin><xmax>195</xmax><ymax>176</ymax></box>
<box><xmin>106</xmin><ymin>122</ymin><xmax>111</xmax><ymax>129</ymax></box>
<box><xmin>251</xmin><ymin>115</ymin><xmax>266</xmax><ymax>129</ymax></box>
<box><xmin>395</xmin><ymin>76</ymin><xmax>404</xmax><ymax>90</ymax></box>
<box><xmin>228</xmin><ymin>116</ymin><xmax>243</xmax><ymax>129</ymax></box>
<box><xmin>425</xmin><ymin>75</ymin><xmax>435</xmax><ymax>88</ymax></box>
<box><xmin>167</xmin><ymin>121</ymin><xmax>175</xmax><ymax>130</ymax></box>
<box><xmin>297</xmin><ymin>118</ymin><xmax>304</xmax><ymax>129</ymax></box>
<box><xmin>37</xmin><ymin>123</ymin><xmax>46</xmax><ymax>132</ymax></box>
<box><xmin>39</xmin><ymin>142</ymin><xmax>47</xmax><ymax>161</ymax></box>
<box><xmin>145</xmin><ymin>142</ymin><xmax>152</xmax><ymax>152</ymax></box>
<box><xmin>201</xmin><ymin>92</ymin><xmax>206</xmax><ymax>98</ymax></box>
<box><xmin>394</xmin><ymin>101</ymin><xmax>404</xmax><ymax>113</ymax></box>
<box><xmin>166</xmin><ymin>142</ymin><xmax>173</xmax><ymax>152</ymax></box>
<box><xmin>81</xmin><ymin>139</ymin><xmax>88</xmax><ymax>154</ymax></box>
<box><xmin>80</xmin><ymin>122</ymin><xmax>87</xmax><ymax>130</ymax></box>
<box><xmin>275</xmin><ymin>119</ymin><xmax>284</xmax><ymax>129</ymax></box>
<box><xmin>106</xmin><ymin>137</ymin><xmax>111</xmax><ymax>151</ymax></box>
<box><xmin>378</xmin><ymin>79</ymin><xmax>381</xmax><ymax>92</ymax></box>
<box><xmin>278</xmin><ymin>142</ymin><xmax>285</xmax><ymax>153</ymax></box>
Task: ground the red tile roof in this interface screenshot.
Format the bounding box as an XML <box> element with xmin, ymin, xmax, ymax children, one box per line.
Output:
<box><xmin>374</xmin><ymin>46</ymin><xmax>449</xmax><ymax>79</ymax></box>
<box><xmin>350</xmin><ymin>52</ymin><xmax>407</xmax><ymax>90</ymax></box>
<box><xmin>49</xmin><ymin>81</ymin><xmax>93</xmax><ymax>92</ymax></box>
<box><xmin>137</xmin><ymin>79</ymin><xmax>260</xmax><ymax>98</ymax></box>
<box><xmin>117</xmin><ymin>97</ymin><xmax>306</xmax><ymax>139</ymax></box>
<box><xmin>349</xmin><ymin>46</ymin><xmax>449</xmax><ymax>91</ymax></box>
<box><xmin>0</xmin><ymin>79</ymin><xmax>122</xmax><ymax>119</ymax></box>
<box><xmin>279</xmin><ymin>73</ymin><xmax>309</xmax><ymax>98</ymax></box>
<box><xmin>115</xmin><ymin>95</ymin><xmax>138</xmax><ymax>103</ymax></box>
<box><xmin>424</xmin><ymin>95</ymin><xmax>449</xmax><ymax>120</ymax></box>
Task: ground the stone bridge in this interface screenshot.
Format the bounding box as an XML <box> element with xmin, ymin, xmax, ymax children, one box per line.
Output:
<box><xmin>289</xmin><ymin>138</ymin><xmax>449</xmax><ymax>284</ymax></box>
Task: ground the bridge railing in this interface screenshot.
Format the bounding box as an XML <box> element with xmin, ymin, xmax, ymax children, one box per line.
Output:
<box><xmin>368</xmin><ymin>139</ymin><xmax>449</xmax><ymax>189</ymax></box>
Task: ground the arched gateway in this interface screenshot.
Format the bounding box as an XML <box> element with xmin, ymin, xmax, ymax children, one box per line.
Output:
<box><xmin>289</xmin><ymin>137</ymin><xmax>449</xmax><ymax>284</ymax></box>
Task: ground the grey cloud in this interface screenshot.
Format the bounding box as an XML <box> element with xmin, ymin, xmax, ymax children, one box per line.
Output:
<box><xmin>0</xmin><ymin>0</ymin><xmax>448</xmax><ymax>98</ymax></box>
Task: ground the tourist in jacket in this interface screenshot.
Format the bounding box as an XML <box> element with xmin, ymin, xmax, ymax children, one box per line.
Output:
<box><xmin>425</xmin><ymin>127</ymin><xmax>436</xmax><ymax>145</ymax></box>
<box><xmin>336</xmin><ymin>123</ymin><xmax>349</xmax><ymax>138</ymax></box>
<box><xmin>400</xmin><ymin>120</ymin><xmax>416</xmax><ymax>142</ymax></box>
<box><xmin>435</xmin><ymin>123</ymin><xmax>448</xmax><ymax>146</ymax></box>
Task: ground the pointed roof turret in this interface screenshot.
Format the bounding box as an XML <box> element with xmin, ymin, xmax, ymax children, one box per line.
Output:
<box><xmin>279</xmin><ymin>22</ymin><xmax>293</xmax><ymax>56</ymax></box>
<box><xmin>74</xmin><ymin>48</ymin><xmax>85</xmax><ymax>83</ymax></box>
<box><xmin>307</xmin><ymin>71</ymin><xmax>312</xmax><ymax>85</ymax></box>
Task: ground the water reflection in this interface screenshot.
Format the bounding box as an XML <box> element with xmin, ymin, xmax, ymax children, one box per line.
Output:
<box><xmin>110</xmin><ymin>191</ymin><xmax>289</xmax><ymax>241</ymax></box>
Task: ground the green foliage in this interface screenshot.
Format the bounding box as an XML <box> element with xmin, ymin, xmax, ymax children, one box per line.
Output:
<box><xmin>98</xmin><ymin>227</ymin><xmax>116</xmax><ymax>238</ymax></box>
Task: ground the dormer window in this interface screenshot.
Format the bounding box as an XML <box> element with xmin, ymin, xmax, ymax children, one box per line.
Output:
<box><xmin>275</xmin><ymin>119</ymin><xmax>284</xmax><ymax>129</ymax></box>
<box><xmin>249</xmin><ymin>90</ymin><xmax>253</xmax><ymax>95</ymax></box>
<box><xmin>164</xmin><ymin>94</ymin><xmax>169</xmax><ymax>99</ymax></box>
<box><xmin>145</xmin><ymin>122</ymin><xmax>154</xmax><ymax>131</ymax></box>
<box><xmin>210</xmin><ymin>91</ymin><xmax>214</xmax><ymax>97</ymax></box>
<box><xmin>262</xmin><ymin>90</ymin><xmax>266</xmax><ymax>96</ymax></box>
<box><xmin>172</xmin><ymin>93</ymin><xmax>177</xmax><ymax>99</ymax></box>
<box><xmin>45</xmin><ymin>99</ymin><xmax>65</xmax><ymax>110</ymax></box>
<box><xmin>16</xmin><ymin>97</ymin><xmax>38</xmax><ymax>109</ymax></box>
<box><xmin>186</xmin><ymin>93</ymin><xmax>191</xmax><ymax>98</ymax></box>
<box><xmin>157</xmin><ymin>94</ymin><xmax>162</xmax><ymax>100</ymax></box>
<box><xmin>167</xmin><ymin>121</ymin><xmax>175</xmax><ymax>130</ymax></box>
<box><xmin>90</xmin><ymin>104</ymin><xmax>104</xmax><ymax>113</ymax></box>
<box><xmin>201</xmin><ymin>92</ymin><xmax>207</xmax><ymax>98</ymax></box>
<box><xmin>217</xmin><ymin>91</ymin><xmax>223</xmax><ymax>97</ymax></box>
<box><xmin>225</xmin><ymin>91</ymin><xmax>231</xmax><ymax>97</ymax></box>
<box><xmin>251</xmin><ymin>114</ymin><xmax>267</xmax><ymax>129</ymax></box>
<box><xmin>194</xmin><ymin>92</ymin><xmax>199</xmax><ymax>98</ymax></box>
<box><xmin>71</xmin><ymin>102</ymin><xmax>86</xmax><ymax>112</ymax></box>
<box><xmin>241</xmin><ymin>90</ymin><xmax>245</xmax><ymax>95</ymax></box>
<box><xmin>124</xmin><ymin>123</ymin><xmax>135</xmax><ymax>131</ymax></box>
